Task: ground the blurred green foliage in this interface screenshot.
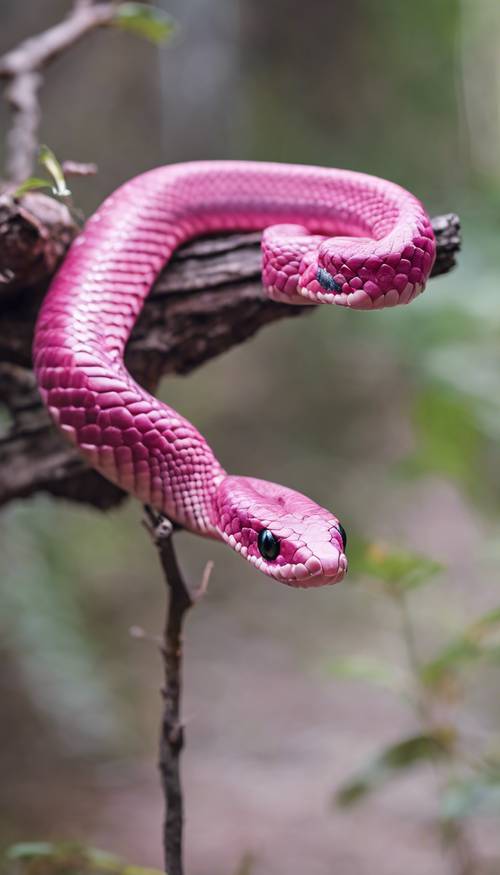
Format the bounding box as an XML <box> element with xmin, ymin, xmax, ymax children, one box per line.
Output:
<box><xmin>442</xmin><ymin>770</ymin><xmax>500</xmax><ymax>822</ymax></box>
<box><xmin>332</xmin><ymin>541</ymin><xmax>500</xmax><ymax>871</ymax></box>
<box><xmin>14</xmin><ymin>146</ymin><xmax>71</xmax><ymax>199</ymax></box>
<box><xmin>354</xmin><ymin>541</ymin><xmax>443</xmax><ymax>597</ymax></box>
<box><xmin>421</xmin><ymin>607</ymin><xmax>500</xmax><ymax>693</ymax></box>
<box><xmin>38</xmin><ymin>145</ymin><xmax>71</xmax><ymax>198</ymax></box>
<box><xmin>113</xmin><ymin>4</ymin><xmax>175</xmax><ymax>45</ymax></box>
<box><xmin>336</xmin><ymin>730</ymin><xmax>454</xmax><ymax>807</ymax></box>
<box><xmin>1</xmin><ymin>843</ymin><xmax>162</xmax><ymax>875</ymax></box>
<box><xmin>2</xmin><ymin>0</ymin><xmax>500</xmax><ymax>870</ymax></box>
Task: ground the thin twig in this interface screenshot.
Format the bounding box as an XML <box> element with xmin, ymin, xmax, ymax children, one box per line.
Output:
<box><xmin>62</xmin><ymin>159</ymin><xmax>98</xmax><ymax>177</ymax></box>
<box><xmin>0</xmin><ymin>2</ymin><xmax>117</xmax><ymax>182</ymax></box>
<box><xmin>143</xmin><ymin>505</ymin><xmax>212</xmax><ymax>875</ymax></box>
<box><xmin>398</xmin><ymin>593</ymin><xmax>434</xmax><ymax>725</ymax></box>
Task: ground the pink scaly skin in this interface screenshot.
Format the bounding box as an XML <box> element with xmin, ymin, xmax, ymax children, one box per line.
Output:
<box><xmin>33</xmin><ymin>161</ymin><xmax>436</xmax><ymax>588</ymax></box>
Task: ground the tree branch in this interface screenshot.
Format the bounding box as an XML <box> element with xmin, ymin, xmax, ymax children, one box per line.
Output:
<box><xmin>0</xmin><ymin>200</ymin><xmax>461</xmax><ymax>511</ymax></box>
<box><xmin>143</xmin><ymin>507</ymin><xmax>212</xmax><ymax>875</ymax></box>
<box><xmin>0</xmin><ymin>2</ymin><xmax>118</xmax><ymax>182</ymax></box>
<box><xmin>428</xmin><ymin>213</ymin><xmax>461</xmax><ymax>277</ymax></box>
<box><xmin>3</xmin><ymin>72</ymin><xmax>42</xmax><ymax>184</ymax></box>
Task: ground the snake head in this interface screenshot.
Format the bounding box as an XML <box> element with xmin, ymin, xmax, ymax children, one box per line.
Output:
<box><xmin>211</xmin><ymin>475</ymin><xmax>347</xmax><ymax>587</ymax></box>
<box><xmin>297</xmin><ymin>225</ymin><xmax>436</xmax><ymax>310</ymax></box>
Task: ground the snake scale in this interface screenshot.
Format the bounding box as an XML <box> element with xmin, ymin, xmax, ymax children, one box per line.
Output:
<box><xmin>34</xmin><ymin>161</ymin><xmax>436</xmax><ymax>587</ymax></box>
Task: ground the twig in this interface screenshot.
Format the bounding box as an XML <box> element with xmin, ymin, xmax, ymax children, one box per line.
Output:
<box><xmin>398</xmin><ymin>593</ymin><xmax>434</xmax><ymax>726</ymax></box>
<box><xmin>62</xmin><ymin>159</ymin><xmax>98</xmax><ymax>177</ymax></box>
<box><xmin>143</xmin><ymin>505</ymin><xmax>212</xmax><ymax>875</ymax></box>
<box><xmin>0</xmin><ymin>2</ymin><xmax>118</xmax><ymax>182</ymax></box>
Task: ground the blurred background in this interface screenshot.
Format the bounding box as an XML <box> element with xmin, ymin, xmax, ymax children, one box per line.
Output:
<box><xmin>2</xmin><ymin>1</ymin><xmax>500</xmax><ymax>873</ymax></box>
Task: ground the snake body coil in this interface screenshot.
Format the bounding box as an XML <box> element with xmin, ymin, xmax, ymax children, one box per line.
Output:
<box><xmin>34</xmin><ymin>161</ymin><xmax>436</xmax><ymax>587</ymax></box>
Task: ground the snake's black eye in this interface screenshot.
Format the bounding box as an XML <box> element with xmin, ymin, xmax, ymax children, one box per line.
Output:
<box><xmin>335</xmin><ymin>523</ymin><xmax>347</xmax><ymax>552</ymax></box>
<box><xmin>316</xmin><ymin>267</ymin><xmax>342</xmax><ymax>293</ymax></box>
<box><xmin>258</xmin><ymin>528</ymin><xmax>280</xmax><ymax>561</ymax></box>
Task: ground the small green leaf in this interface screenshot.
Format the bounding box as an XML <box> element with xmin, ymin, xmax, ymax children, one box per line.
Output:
<box><xmin>358</xmin><ymin>542</ymin><xmax>443</xmax><ymax>596</ymax></box>
<box><xmin>121</xmin><ymin>866</ymin><xmax>164</xmax><ymax>875</ymax></box>
<box><xmin>6</xmin><ymin>843</ymin><xmax>56</xmax><ymax>859</ymax></box>
<box><xmin>3</xmin><ymin>843</ymin><xmax>164</xmax><ymax>875</ymax></box>
<box><xmin>473</xmin><ymin>606</ymin><xmax>500</xmax><ymax>640</ymax></box>
<box><xmin>13</xmin><ymin>177</ymin><xmax>52</xmax><ymax>197</ymax></box>
<box><xmin>420</xmin><ymin>639</ymin><xmax>480</xmax><ymax>691</ymax></box>
<box><xmin>38</xmin><ymin>144</ymin><xmax>71</xmax><ymax>198</ymax></box>
<box><xmin>87</xmin><ymin>848</ymin><xmax>120</xmax><ymax>863</ymax></box>
<box><xmin>336</xmin><ymin>731</ymin><xmax>453</xmax><ymax>807</ymax></box>
<box><xmin>114</xmin><ymin>3</ymin><xmax>176</xmax><ymax>44</ymax></box>
<box><xmin>442</xmin><ymin>775</ymin><xmax>500</xmax><ymax>821</ymax></box>
<box><xmin>421</xmin><ymin>606</ymin><xmax>500</xmax><ymax>690</ymax></box>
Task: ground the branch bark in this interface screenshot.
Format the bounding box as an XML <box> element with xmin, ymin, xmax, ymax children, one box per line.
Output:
<box><xmin>143</xmin><ymin>507</ymin><xmax>212</xmax><ymax>875</ymax></box>
<box><xmin>0</xmin><ymin>196</ymin><xmax>461</xmax><ymax>512</ymax></box>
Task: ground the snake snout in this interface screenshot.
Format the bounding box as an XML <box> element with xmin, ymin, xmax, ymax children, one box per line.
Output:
<box><xmin>315</xmin><ymin>543</ymin><xmax>348</xmax><ymax>584</ymax></box>
<box><xmin>305</xmin><ymin>518</ymin><xmax>349</xmax><ymax>583</ymax></box>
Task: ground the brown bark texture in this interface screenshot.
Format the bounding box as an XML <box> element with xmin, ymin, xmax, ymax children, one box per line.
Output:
<box><xmin>0</xmin><ymin>193</ymin><xmax>461</xmax><ymax>512</ymax></box>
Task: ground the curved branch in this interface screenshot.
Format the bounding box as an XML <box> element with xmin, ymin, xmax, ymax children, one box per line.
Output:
<box><xmin>0</xmin><ymin>2</ymin><xmax>117</xmax><ymax>182</ymax></box>
<box><xmin>0</xmin><ymin>196</ymin><xmax>461</xmax><ymax>511</ymax></box>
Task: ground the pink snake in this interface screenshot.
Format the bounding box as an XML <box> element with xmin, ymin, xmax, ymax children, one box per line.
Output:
<box><xmin>33</xmin><ymin>161</ymin><xmax>436</xmax><ymax>587</ymax></box>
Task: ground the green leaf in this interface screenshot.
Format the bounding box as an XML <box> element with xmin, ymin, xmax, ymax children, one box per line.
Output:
<box><xmin>3</xmin><ymin>843</ymin><xmax>164</xmax><ymax>875</ymax></box>
<box><xmin>403</xmin><ymin>387</ymin><xmax>482</xmax><ymax>489</ymax></box>
<box><xmin>421</xmin><ymin>639</ymin><xmax>481</xmax><ymax>691</ymax></box>
<box><xmin>442</xmin><ymin>775</ymin><xmax>500</xmax><ymax>821</ymax></box>
<box><xmin>472</xmin><ymin>606</ymin><xmax>500</xmax><ymax>640</ymax></box>
<box><xmin>336</xmin><ymin>731</ymin><xmax>454</xmax><ymax>807</ymax></box>
<box><xmin>114</xmin><ymin>3</ymin><xmax>176</xmax><ymax>44</ymax></box>
<box><xmin>120</xmin><ymin>865</ymin><xmax>164</xmax><ymax>875</ymax></box>
<box><xmin>357</xmin><ymin>542</ymin><xmax>443</xmax><ymax>596</ymax></box>
<box><xmin>6</xmin><ymin>843</ymin><xmax>56</xmax><ymax>860</ymax></box>
<box><xmin>38</xmin><ymin>145</ymin><xmax>71</xmax><ymax>198</ymax></box>
<box><xmin>421</xmin><ymin>606</ymin><xmax>500</xmax><ymax>691</ymax></box>
<box><xmin>13</xmin><ymin>177</ymin><xmax>52</xmax><ymax>197</ymax></box>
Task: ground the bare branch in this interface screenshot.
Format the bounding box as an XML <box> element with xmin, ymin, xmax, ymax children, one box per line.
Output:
<box><xmin>3</xmin><ymin>73</ymin><xmax>42</xmax><ymax>183</ymax></box>
<box><xmin>0</xmin><ymin>3</ymin><xmax>117</xmax><ymax>182</ymax></box>
<box><xmin>143</xmin><ymin>506</ymin><xmax>208</xmax><ymax>875</ymax></box>
<box><xmin>0</xmin><ymin>4</ymin><xmax>116</xmax><ymax>78</ymax></box>
<box><xmin>430</xmin><ymin>213</ymin><xmax>461</xmax><ymax>277</ymax></box>
<box><xmin>62</xmin><ymin>160</ymin><xmax>98</xmax><ymax>177</ymax></box>
<box><xmin>0</xmin><ymin>208</ymin><xmax>461</xmax><ymax>511</ymax></box>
